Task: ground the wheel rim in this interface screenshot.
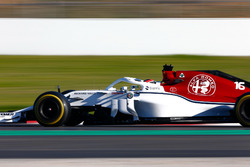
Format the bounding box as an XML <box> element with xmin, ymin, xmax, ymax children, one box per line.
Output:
<box><xmin>40</xmin><ymin>98</ymin><xmax>62</xmax><ymax>122</ymax></box>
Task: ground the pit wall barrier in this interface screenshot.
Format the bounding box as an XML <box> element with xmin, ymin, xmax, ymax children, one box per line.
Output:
<box><xmin>0</xmin><ymin>18</ymin><xmax>250</xmax><ymax>56</ymax></box>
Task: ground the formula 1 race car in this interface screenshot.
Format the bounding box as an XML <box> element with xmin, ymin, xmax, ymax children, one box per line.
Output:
<box><xmin>1</xmin><ymin>64</ymin><xmax>250</xmax><ymax>127</ymax></box>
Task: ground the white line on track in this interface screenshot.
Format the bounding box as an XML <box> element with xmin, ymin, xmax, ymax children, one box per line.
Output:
<box><xmin>0</xmin><ymin>158</ymin><xmax>249</xmax><ymax>167</ymax></box>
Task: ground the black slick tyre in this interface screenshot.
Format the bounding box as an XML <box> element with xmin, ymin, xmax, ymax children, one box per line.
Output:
<box><xmin>235</xmin><ymin>93</ymin><xmax>250</xmax><ymax>127</ymax></box>
<box><xmin>33</xmin><ymin>91</ymin><xmax>71</xmax><ymax>127</ymax></box>
<box><xmin>64</xmin><ymin>110</ymin><xmax>84</xmax><ymax>126</ymax></box>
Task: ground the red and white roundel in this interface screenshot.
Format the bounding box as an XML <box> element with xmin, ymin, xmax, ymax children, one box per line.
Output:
<box><xmin>188</xmin><ymin>74</ymin><xmax>216</xmax><ymax>96</ymax></box>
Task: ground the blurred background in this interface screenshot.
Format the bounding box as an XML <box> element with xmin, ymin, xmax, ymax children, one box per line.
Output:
<box><xmin>1</xmin><ymin>0</ymin><xmax>250</xmax><ymax>18</ymax></box>
<box><xmin>1</xmin><ymin>1</ymin><xmax>250</xmax><ymax>111</ymax></box>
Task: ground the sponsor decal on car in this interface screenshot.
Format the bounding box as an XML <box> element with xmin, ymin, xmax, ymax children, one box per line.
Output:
<box><xmin>74</xmin><ymin>92</ymin><xmax>94</xmax><ymax>95</ymax></box>
<box><xmin>188</xmin><ymin>74</ymin><xmax>216</xmax><ymax>96</ymax></box>
<box><xmin>127</xmin><ymin>92</ymin><xmax>133</xmax><ymax>99</ymax></box>
<box><xmin>0</xmin><ymin>113</ymin><xmax>14</xmax><ymax>117</ymax></box>
<box><xmin>145</xmin><ymin>86</ymin><xmax>160</xmax><ymax>91</ymax></box>
<box><xmin>170</xmin><ymin>87</ymin><xmax>177</xmax><ymax>93</ymax></box>
<box><xmin>179</xmin><ymin>73</ymin><xmax>185</xmax><ymax>78</ymax></box>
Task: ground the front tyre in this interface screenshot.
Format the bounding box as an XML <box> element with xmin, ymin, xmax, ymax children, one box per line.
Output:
<box><xmin>34</xmin><ymin>91</ymin><xmax>71</xmax><ymax>127</ymax></box>
<box><xmin>235</xmin><ymin>93</ymin><xmax>250</xmax><ymax>127</ymax></box>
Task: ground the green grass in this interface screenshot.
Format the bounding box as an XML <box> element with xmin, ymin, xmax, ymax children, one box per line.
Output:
<box><xmin>0</xmin><ymin>55</ymin><xmax>250</xmax><ymax>111</ymax></box>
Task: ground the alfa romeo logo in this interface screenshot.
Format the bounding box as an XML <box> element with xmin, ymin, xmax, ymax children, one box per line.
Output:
<box><xmin>188</xmin><ymin>74</ymin><xmax>216</xmax><ymax>96</ymax></box>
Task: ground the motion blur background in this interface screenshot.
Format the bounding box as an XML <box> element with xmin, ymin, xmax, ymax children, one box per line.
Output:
<box><xmin>1</xmin><ymin>1</ymin><xmax>250</xmax><ymax>111</ymax></box>
<box><xmin>1</xmin><ymin>0</ymin><xmax>250</xmax><ymax>18</ymax></box>
<box><xmin>1</xmin><ymin>2</ymin><xmax>250</xmax><ymax>165</ymax></box>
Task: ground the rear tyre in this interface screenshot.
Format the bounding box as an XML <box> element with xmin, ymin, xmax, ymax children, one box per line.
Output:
<box><xmin>64</xmin><ymin>110</ymin><xmax>84</xmax><ymax>126</ymax></box>
<box><xmin>34</xmin><ymin>91</ymin><xmax>71</xmax><ymax>127</ymax></box>
<box><xmin>235</xmin><ymin>93</ymin><xmax>250</xmax><ymax>127</ymax></box>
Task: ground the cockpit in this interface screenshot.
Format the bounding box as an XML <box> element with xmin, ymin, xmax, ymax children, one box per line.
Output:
<box><xmin>161</xmin><ymin>64</ymin><xmax>183</xmax><ymax>85</ymax></box>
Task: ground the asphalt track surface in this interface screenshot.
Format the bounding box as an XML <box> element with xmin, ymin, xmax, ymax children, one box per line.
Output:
<box><xmin>0</xmin><ymin>123</ymin><xmax>250</xmax><ymax>158</ymax></box>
